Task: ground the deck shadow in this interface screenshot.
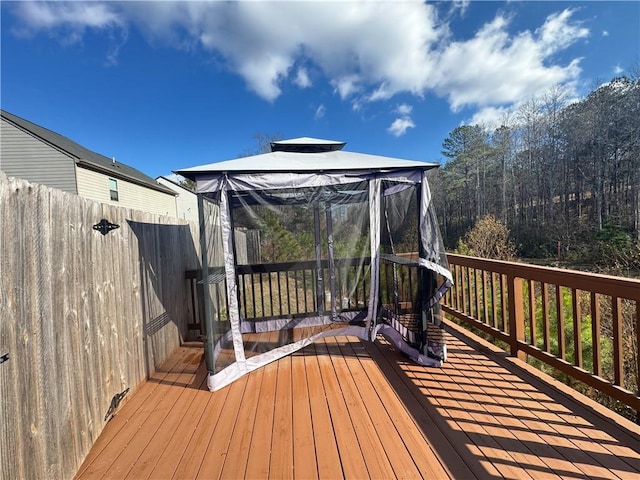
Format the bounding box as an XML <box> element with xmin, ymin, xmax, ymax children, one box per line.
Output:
<box><xmin>362</xmin><ymin>323</ymin><xmax>640</xmax><ymax>480</ymax></box>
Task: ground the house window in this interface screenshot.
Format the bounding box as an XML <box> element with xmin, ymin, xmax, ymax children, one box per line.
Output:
<box><xmin>109</xmin><ymin>178</ymin><xmax>119</xmax><ymax>201</ymax></box>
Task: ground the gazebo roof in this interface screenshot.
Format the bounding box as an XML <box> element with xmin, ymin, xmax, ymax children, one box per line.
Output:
<box><xmin>175</xmin><ymin>137</ymin><xmax>438</xmax><ymax>178</ymax></box>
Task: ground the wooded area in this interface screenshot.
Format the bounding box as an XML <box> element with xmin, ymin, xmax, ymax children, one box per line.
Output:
<box><xmin>0</xmin><ymin>173</ymin><xmax>200</xmax><ymax>480</ymax></box>
<box><xmin>429</xmin><ymin>75</ymin><xmax>640</xmax><ymax>271</ymax></box>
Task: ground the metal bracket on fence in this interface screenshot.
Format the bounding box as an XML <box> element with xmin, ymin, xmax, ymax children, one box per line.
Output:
<box><xmin>93</xmin><ymin>219</ymin><xmax>120</xmax><ymax>236</ymax></box>
<box><xmin>0</xmin><ymin>353</ymin><xmax>8</xmax><ymax>364</ymax></box>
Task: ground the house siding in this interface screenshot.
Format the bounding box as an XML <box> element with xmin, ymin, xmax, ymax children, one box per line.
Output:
<box><xmin>76</xmin><ymin>166</ymin><xmax>177</xmax><ymax>217</ymax></box>
<box><xmin>156</xmin><ymin>177</ymin><xmax>199</xmax><ymax>223</ymax></box>
<box><xmin>0</xmin><ymin>117</ymin><xmax>78</xmax><ymax>194</ymax></box>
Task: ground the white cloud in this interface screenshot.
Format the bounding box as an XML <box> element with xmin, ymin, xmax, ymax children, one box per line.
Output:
<box><xmin>451</xmin><ymin>0</ymin><xmax>471</xmax><ymax>17</ymax></box>
<box><xmin>468</xmin><ymin>105</ymin><xmax>514</xmax><ymax>130</ymax></box>
<box><xmin>10</xmin><ymin>1</ymin><xmax>124</xmax><ymax>41</ymax></box>
<box><xmin>428</xmin><ymin>10</ymin><xmax>588</xmax><ymax>111</ymax></box>
<box><xmin>395</xmin><ymin>103</ymin><xmax>413</xmax><ymax>116</ymax></box>
<box><xmin>535</xmin><ymin>9</ymin><xmax>589</xmax><ymax>57</ymax></box>
<box><xmin>387</xmin><ymin>117</ymin><xmax>415</xmax><ymax>137</ymax></box>
<box><xmin>8</xmin><ymin>2</ymin><xmax>591</xmax><ymax>115</ymax></box>
<box><xmin>314</xmin><ymin>104</ymin><xmax>326</xmax><ymax>120</ymax></box>
<box><xmin>602</xmin><ymin>30</ymin><xmax>609</xmax><ymax>37</ymax></box>
<box><xmin>294</xmin><ymin>67</ymin><xmax>311</xmax><ymax>88</ymax></box>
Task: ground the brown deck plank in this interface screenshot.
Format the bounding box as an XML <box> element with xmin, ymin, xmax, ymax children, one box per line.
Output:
<box><xmin>217</xmin><ymin>367</ymin><xmax>264</xmax><ymax>479</ymax></box>
<box><xmin>198</xmin><ymin>372</ymin><xmax>255</xmax><ymax>479</ymax></box>
<box><xmin>363</xmin><ymin>340</ymin><xmax>481</xmax><ymax>480</ymax></box>
<box><xmin>315</xmin><ymin>338</ymin><xmax>397</xmax><ymax>479</ymax></box>
<box><xmin>142</xmin><ymin>381</ymin><xmax>217</xmax><ymax>479</ymax></box>
<box><xmin>106</xmin><ymin>361</ymin><xmax>208</xmax><ymax>479</ymax></box>
<box><xmin>244</xmin><ymin>359</ymin><xmax>278</xmax><ymax>479</ymax></box>
<box><xmin>122</xmin><ymin>363</ymin><xmax>208</xmax><ymax>479</ymax></box>
<box><xmin>74</xmin><ymin>329</ymin><xmax>640</xmax><ymax>480</ymax></box>
<box><xmin>314</xmin><ymin>338</ymin><xmax>369</xmax><ymax>479</ymax></box>
<box><xmin>74</xmin><ymin>344</ymin><xmax>202</xmax><ymax>479</ymax></box>
<box><xmin>269</xmin><ymin>354</ymin><xmax>294</xmax><ymax>480</ymax></box>
<box><xmin>304</xmin><ymin>343</ymin><xmax>344</xmax><ymax>480</ymax></box>
<box><xmin>406</xmin><ymin>364</ymin><xmax>522</xmax><ymax>480</ymax></box>
<box><xmin>341</xmin><ymin>337</ymin><xmax>451</xmax><ymax>480</ymax></box>
<box><xmin>431</xmin><ymin>340</ymin><xmax>612</xmax><ymax>480</ymax></box>
<box><xmin>291</xmin><ymin>348</ymin><xmax>319</xmax><ymax>480</ymax></box>
<box><xmin>472</xmin><ymin>359</ymin><xmax>623</xmax><ymax>480</ymax></box>
<box><xmin>373</xmin><ymin>343</ymin><xmax>499</xmax><ymax>480</ymax></box>
<box><xmin>426</xmin><ymin>351</ymin><xmax>543</xmax><ymax>480</ymax></box>
<box><xmin>444</xmin><ymin>322</ymin><xmax>640</xmax><ymax>479</ymax></box>
<box><xmin>177</xmin><ymin>374</ymin><xmax>248</xmax><ymax>479</ymax></box>
<box><xmin>329</xmin><ymin>337</ymin><xmax>429</xmax><ymax>479</ymax></box>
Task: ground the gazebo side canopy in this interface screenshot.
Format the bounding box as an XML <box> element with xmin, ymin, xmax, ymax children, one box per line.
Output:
<box><xmin>176</xmin><ymin>138</ymin><xmax>452</xmax><ymax>391</ymax></box>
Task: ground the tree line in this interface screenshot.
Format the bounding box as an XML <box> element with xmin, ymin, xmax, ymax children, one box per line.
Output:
<box><xmin>429</xmin><ymin>74</ymin><xmax>640</xmax><ymax>271</ymax></box>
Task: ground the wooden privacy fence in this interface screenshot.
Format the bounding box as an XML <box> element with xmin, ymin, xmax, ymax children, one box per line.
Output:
<box><xmin>0</xmin><ymin>174</ymin><xmax>200</xmax><ymax>480</ymax></box>
<box><xmin>442</xmin><ymin>253</ymin><xmax>640</xmax><ymax>417</ymax></box>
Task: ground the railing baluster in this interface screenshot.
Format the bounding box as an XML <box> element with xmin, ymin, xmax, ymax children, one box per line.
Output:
<box><xmin>268</xmin><ymin>272</ymin><xmax>274</xmax><ymax>317</ymax></box>
<box><xmin>501</xmin><ymin>274</ymin><xmax>508</xmax><ymax>333</ymax></box>
<box><xmin>572</xmin><ymin>288</ymin><xmax>582</xmax><ymax>368</ymax></box>
<box><xmin>277</xmin><ymin>271</ymin><xmax>283</xmax><ymax>316</ymax></box>
<box><xmin>612</xmin><ymin>296</ymin><xmax>623</xmax><ymax>386</ymax></box>
<box><xmin>455</xmin><ymin>265</ymin><xmax>461</xmax><ymax>311</ymax></box>
<box><xmin>461</xmin><ymin>267</ymin><xmax>468</xmax><ymax>315</ymax></box>
<box><xmin>362</xmin><ymin>263</ymin><xmax>367</xmax><ymax>308</ymax></box>
<box><xmin>259</xmin><ymin>273</ymin><xmax>265</xmax><ymax>318</ymax></box>
<box><xmin>294</xmin><ymin>272</ymin><xmax>300</xmax><ymax>314</ymax></box>
<box><xmin>285</xmin><ymin>271</ymin><xmax>292</xmax><ymax>315</ymax></box>
<box><xmin>507</xmin><ymin>275</ymin><xmax>525</xmax><ymax>360</ymax></box>
<box><xmin>528</xmin><ymin>280</ymin><xmax>536</xmax><ymax>347</ymax></box>
<box><xmin>250</xmin><ymin>273</ymin><xmax>257</xmax><ymax>319</ymax></box>
<box><xmin>474</xmin><ymin>268</ymin><xmax>481</xmax><ymax>322</ymax></box>
<box><xmin>239</xmin><ymin>273</ymin><xmax>246</xmax><ymax>319</ymax></box>
<box><xmin>491</xmin><ymin>272</ymin><xmax>497</xmax><ymax>329</ymax></box>
<box><xmin>556</xmin><ymin>285</ymin><xmax>565</xmax><ymax>360</ymax></box>
<box><xmin>636</xmin><ymin>300</ymin><xmax>640</xmax><ymax>403</ymax></box>
<box><xmin>591</xmin><ymin>292</ymin><xmax>601</xmax><ymax>377</ymax></box>
<box><xmin>302</xmin><ymin>270</ymin><xmax>308</xmax><ymax>313</ymax></box>
<box><xmin>542</xmin><ymin>283</ymin><xmax>550</xmax><ymax>352</ymax></box>
<box><xmin>441</xmin><ymin>254</ymin><xmax>640</xmax><ymax>415</ymax></box>
<box><xmin>482</xmin><ymin>270</ymin><xmax>489</xmax><ymax>325</ymax></box>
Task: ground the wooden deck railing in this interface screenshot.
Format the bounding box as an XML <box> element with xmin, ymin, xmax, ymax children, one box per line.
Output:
<box><xmin>187</xmin><ymin>258</ymin><xmax>373</xmax><ymax>323</ymax></box>
<box><xmin>236</xmin><ymin>258</ymin><xmax>371</xmax><ymax>319</ymax></box>
<box><xmin>186</xmin><ymin>253</ymin><xmax>640</xmax><ymax>416</ymax></box>
<box><xmin>442</xmin><ymin>253</ymin><xmax>640</xmax><ymax>415</ymax></box>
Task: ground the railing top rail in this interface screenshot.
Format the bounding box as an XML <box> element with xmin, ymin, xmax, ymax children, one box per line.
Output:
<box><xmin>447</xmin><ymin>253</ymin><xmax>640</xmax><ymax>300</ymax></box>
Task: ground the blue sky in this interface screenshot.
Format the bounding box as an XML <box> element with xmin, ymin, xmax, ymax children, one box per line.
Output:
<box><xmin>1</xmin><ymin>1</ymin><xmax>638</xmax><ymax>179</ymax></box>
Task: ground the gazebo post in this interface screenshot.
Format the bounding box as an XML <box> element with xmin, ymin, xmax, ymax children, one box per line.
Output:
<box><xmin>197</xmin><ymin>193</ymin><xmax>216</xmax><ymax>372</ymax></box>
<box><xmin>313</xmin><ymin>203</ymin><xmax>325</xmax><ymax>315</ymax></box>
<box><xmin>326</xmin><ymin>201</ymin><xmax>337</xmax><ymax>320</ymax></box>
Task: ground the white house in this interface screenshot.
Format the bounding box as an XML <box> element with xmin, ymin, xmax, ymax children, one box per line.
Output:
<box><xmin>156</xmin><ymin>176</ymin><xmax>199</xmax><ymax>223</ymax></box>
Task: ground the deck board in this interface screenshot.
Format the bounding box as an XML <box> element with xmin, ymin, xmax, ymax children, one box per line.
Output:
<box><xmin>291</xmin><ymin>351</ymin><xmax>318</xmax><ymax>480</ymax></box>
<box><xmin>75</xmin><ymin>326</ymin><xmax>640</xmax><ymax>480</ymax></box>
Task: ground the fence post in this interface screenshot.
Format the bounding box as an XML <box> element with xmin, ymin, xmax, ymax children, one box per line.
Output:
<box><xmin>508</xmin><ymin>273</ymin><xmax>525</xmax><ymax>360</ymax></box>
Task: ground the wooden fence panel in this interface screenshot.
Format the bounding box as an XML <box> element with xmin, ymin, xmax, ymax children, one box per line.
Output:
<box><xmin>0</xmin><ymin>173</ymin><xmax>200</xmax><ymax>480</ymax></box>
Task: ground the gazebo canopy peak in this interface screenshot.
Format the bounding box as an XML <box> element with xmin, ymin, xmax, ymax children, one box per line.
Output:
<box><xmin>270</xmin><ymin>137</ymin><xmax>346</xmax><ymax>153</ymax></box>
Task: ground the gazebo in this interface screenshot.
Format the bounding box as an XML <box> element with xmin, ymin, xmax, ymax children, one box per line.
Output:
<box><xmin>176</xmin><ymin>137</ymin><xmax>452</xmax><ymax>391</ymax></box>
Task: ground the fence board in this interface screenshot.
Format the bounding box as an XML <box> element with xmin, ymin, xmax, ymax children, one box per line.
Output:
<box><xmin>0</xmin><ymin>173</ymin><xmax>200</xmax><ymax>480</ymax></box>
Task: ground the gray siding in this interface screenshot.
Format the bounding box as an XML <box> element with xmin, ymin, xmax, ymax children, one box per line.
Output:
<box><xmin>0</xmin><ymin>118</ymin><xmax>77</xmax><ymax>194</ymax></box>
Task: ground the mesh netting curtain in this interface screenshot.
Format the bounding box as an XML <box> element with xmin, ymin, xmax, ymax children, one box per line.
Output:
<box><xmin>197</xmin><ymin>171</ymin><xmax>451</xmax><ymax>391</ymax></box>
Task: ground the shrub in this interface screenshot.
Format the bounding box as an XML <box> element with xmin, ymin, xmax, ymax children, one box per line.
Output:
<box><xmin>463</xmin><ymin>215</ymin><xmax>517</xmax><ymax>260</ymax></box>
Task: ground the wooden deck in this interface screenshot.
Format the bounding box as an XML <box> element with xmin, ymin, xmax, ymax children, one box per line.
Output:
<box><xmin>75</xmin><ymin>324</ymin><xmax>640</xmax><ymax>480</ymax></box>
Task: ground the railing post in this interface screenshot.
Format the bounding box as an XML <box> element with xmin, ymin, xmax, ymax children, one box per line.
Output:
<box><xmin>508</xmin><ymin>273</ymin><xmax>525</xmax><ymax>360</ymax></box>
